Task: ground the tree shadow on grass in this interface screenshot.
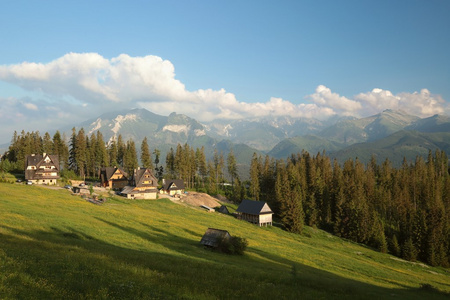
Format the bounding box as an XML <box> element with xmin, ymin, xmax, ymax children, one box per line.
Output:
<box><xmin>1</xmin><ymin>223</ymin><xmax>449</xmax><ymax>300</ymax></box>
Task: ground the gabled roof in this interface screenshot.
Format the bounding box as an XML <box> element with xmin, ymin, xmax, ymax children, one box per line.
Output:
<box><xmin>236</xmin><ymin>199</ymin><xmax>273</xmax><ymax>215</ymax></box>
<box><xmin>134</xmin><ymin>168</ymin><xmax>158</xmax><ymax>187</ymax></box>
<box><xmin>200</xmin><ymin>228</ymin><xmax>231</xmax><ymax>248</ymax></box>
<box><xmin>25</xmin><ymin>154</ymin><xmax>60</xmax><ymax>180</ymax></box>
<box><xmin>101</xmin><ymin>167</ymin><xmax>128</xmax><ymax>181</ymax></box>
<box><xmin>26</xmin><ymin>154</ymin><xmax>59</xmax><ymax>170</ymax></box>
<box><xmin>162</xmin><ymin>179</ymin><xmax>185</xmax><ymax>190</ymax></box>
<box><xmin>218</xmin><ymin>205</ymin><xmax>230</xmax><ymax>214</ymax></box>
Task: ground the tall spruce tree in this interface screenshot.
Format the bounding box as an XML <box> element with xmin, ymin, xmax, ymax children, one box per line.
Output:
<box><xmin>141</xmin><ymin>137</ymin><xmax>153</xmax><ymax>169</ymax></box>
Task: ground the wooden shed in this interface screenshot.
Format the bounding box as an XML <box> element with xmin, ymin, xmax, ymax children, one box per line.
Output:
<box><xmin>218</xmin><ymin>205</ymin><xmax>230</xmax><ymax>214</ymax></box>
<box><xmin>235</xmin><ymin>199</ymin><xmax>274</xmax><ymax>226</ymax></box>
<box><xmin>200</xmin><ymin>228</ymin><xmax>231</xmax><ymax>248</ymax></box>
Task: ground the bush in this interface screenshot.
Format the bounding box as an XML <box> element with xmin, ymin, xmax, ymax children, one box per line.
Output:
<box><xmin>218</xmin><ymin>236</ymin><xmax>248</xmax><ymax>255</ymax></box>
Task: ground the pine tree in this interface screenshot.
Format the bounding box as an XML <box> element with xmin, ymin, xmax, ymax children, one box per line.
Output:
<box><xmin>117</xmin><ymin>134</ymin><xmax>125</xmax><ymax>167</ymax></box>
<box><xmin>52</xmin><ymin>131</ymin><xmax>68</xmax><ymax>170</ymax></box>
<box><xmin>42</xmin><ymin>132</ymin><xmax>53</xmax><ymax>154</ymax></box>
<box><xmin>165</xmin><ymin>148</ymin><xmax>175</xmax><ymax>178</ymax></box>
<box><xmin>140</xmin><ymin>137</ymin><xmax>153</xmax><ymax>169</ymax></box>
<box><xmin>227</xmin><ymin>148</ymin><xmax>238</xmax><ymax>187</ymax></box>
<box><xmin>250</xmin><ymin>153</ymin><xmax>261</xmax><ymax>201</ymax></box>
<box><xmin>123</xmin><ymin>139</ymin><xmax>138</xmax><ymax>175</ymax></box>
<box><xmin>75</xmin><ymin>128</ymin><xmax>87</xmax><ymax>178</ymax></box>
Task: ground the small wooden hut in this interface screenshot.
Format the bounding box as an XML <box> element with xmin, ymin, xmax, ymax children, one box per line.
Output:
<box><xmin>218</xmin><ymin>205</ymin><xmax>230</xmax><ymax>214</ymax></box>
<box><xmin>200</xmin><ymin>228</ymin><xmax>231</xmax><ymax>248</ymax></box>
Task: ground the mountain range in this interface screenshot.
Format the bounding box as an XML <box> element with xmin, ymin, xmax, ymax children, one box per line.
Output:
<box><xmin>62</xmin><ymin>108</ymin><xmax>450</xmax><ymax>171</ymax></box>
<box><xmin>2</xmin><ymin>108</ymin><xmax>449</xmax><ymax>174</ymax></box>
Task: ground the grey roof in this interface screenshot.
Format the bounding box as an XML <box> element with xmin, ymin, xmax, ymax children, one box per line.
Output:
<box><xmin>218</xmin><ymin>205</ymin><xmax>230</xmax><ymax>214</ymax></box>
<box><xmin>25</xmin><ymin>154</ymin><xmax>60</xmax><ymax>180</ymax></box>
<box><xmin>100</xmin><ymin>167</ymin><xmax>128</xmax><ymax>181</ymax></box>
<box><xmin>121</xmin><ymin>186</ymin><xmax>158</xmax><ymax>195</ymax></box>
<box><xmin>236</xmin><ymin>200</ymin><xmax>273</xmax><ymax>215</ymax></box>
<box><xmin>134</xmin><ymin>168</ymin><xmax>158</xmax><ymax>188</ymax></box>
<box><xmin>162</xmin><ymin>179</ymin><xmax>185</xmax><ymax>191</ymax></box>
<box><xmin>200</xmin><ymin>228</ymin><xmax>231</xmax><ymax>248</ymax></box>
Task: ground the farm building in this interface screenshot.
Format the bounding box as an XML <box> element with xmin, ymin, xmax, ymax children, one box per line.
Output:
<box><xmin>200</xmin><ymin>228</ymin><xmax>231</xmax><ymax>248</ymax></box>
<box><xmin>235</xmin><ymin>199</ymin><xmax>273</xmax><ymax>226</ymax></box>
<box><xmin>25</xmin><ymin>153</ymin><xmax>60</xmax><ymax>185</ymax></box>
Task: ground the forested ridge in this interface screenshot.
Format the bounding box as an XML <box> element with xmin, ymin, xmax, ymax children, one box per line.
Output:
<box><xmin>1</xmin><ymin>129</ymin><xmax>449</xmax><ymax>267</ymax></box>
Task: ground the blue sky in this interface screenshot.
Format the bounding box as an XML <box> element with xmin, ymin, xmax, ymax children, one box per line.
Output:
<box><xmin>0</xmin><ymin>0</ymin><xmax>449</xmax><ymax>143</ymax></box>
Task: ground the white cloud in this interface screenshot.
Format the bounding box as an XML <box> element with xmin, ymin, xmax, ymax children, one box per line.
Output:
<box><xmin>0</xmin><ymin>52</ymin><xmax>448</xmax><ymax>142</ymax></box>
<box><xmin>23</xmin><ymin>102</ymin><xmax>38</xmax><ymax>110</ymax></box>
<box><xmin>307</xmin><ymin>85</ymin><xmax>362</xmax><ymax>116</ymax></box>
<box><xmin>354</xmin><ymin>88</ymin><xmax>446</xmax><ymax>117</ymax></box>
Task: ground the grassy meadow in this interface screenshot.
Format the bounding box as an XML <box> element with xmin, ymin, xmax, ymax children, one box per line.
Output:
<box><xmin>0</xmin><ymin>182</ymin><xmax>449</xmax><ymax>299</ymax></box>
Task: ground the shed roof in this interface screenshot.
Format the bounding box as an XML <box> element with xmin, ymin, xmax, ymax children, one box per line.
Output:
<box><xmin>236</xmin><ymin>199</ymin><xmax>273</xmax><ymax>215</ymax></box>
<box><xmin>200</xmin><ymin>228</ymin><xmax>231</xmax><ymax>248</ymax></box>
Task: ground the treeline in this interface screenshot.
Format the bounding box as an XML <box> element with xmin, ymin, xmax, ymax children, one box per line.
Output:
<box><xmin>250</xmin><ymin>151</ymin><xmax>450</xmax><ymax>267</ymax></box>
<box><xmin>1</xmin><ymin>130</ymin><xmax>242</xmax><ymax>198</ymax></box>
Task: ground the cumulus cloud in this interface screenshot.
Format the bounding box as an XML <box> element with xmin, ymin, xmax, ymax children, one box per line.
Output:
<box><xmin>0</xmin><ymin>52</ymin><xmax>448</xmax><ymax>141</ymax></box>
<box><xmin>354</xmin><ymin>88</ymin><xmax>446</xmax><ymax>117</ymax></box>
<box><xmin>308</xmin><ymin>85</ymin><xmax>362</xmax><ymax>115</ymax></box>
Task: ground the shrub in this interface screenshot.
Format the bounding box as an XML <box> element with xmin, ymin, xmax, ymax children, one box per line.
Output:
<box><xmin>218</xmin><ymin>236</ymin><xmax>248</xmax><ymax>255</ymax></box>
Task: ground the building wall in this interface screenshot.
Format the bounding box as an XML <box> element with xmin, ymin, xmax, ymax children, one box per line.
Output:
<box><xmin>259</xmin><ymin>214</ymin><xmax>273</xmax><ymax>226</ymax></box>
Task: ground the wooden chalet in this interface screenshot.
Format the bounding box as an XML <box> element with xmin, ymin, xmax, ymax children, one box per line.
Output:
<box><xmin>160</xmin><ymin>179</ymin><xmax>185</xmax><ymax>196</ymax></box>
<box><xmin>200</xmin><ymin>228</ymin><xmax>231</xmax><ymax>248</ymax></box>
<box><xmin>121</xmin><ymin>168</ymin><xmax>158</xmax><ymax>199</ymax></box>
<box><xmin>235</xmin><ymin>199</ymin><xmax>274</xmax><ymax>227</ymax></box>
<box><xmin>99</xmin><ymin>167</ymin><xmax>129</xmax><ymax>189</ymax></box>
<box><xmin>25</xmin><ymin>153</ymin><xmax>60</xmax><ymax>185</ymax></box>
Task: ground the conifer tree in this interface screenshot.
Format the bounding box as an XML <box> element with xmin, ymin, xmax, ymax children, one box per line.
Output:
<box><xmin>108</xmin><ymin>138</ymin><xmax>119</xmax><ymax>167</ymax></box>
<box><xmin>75</xmin><ymin>128</ymin><xmax>87</xmax><ymax>178</ymax></box>
<box><xmin>227</xmin><ymin>148</ymin><xmax>238</xmax><ymax>187</ymax></box>
<box><xmin>42</xmin><ymin>132</ymin><xmax>53</xmax><ymax>154</ymax></box>
<box><xmin>140</xmin><ymin>137</ymin><xmax>153</xmax><ymax>169</ymax></box>
<box><xmin>250</xmin><ymin>153</ymin><xmax>261</xmax><ymax>201</ymax></box>
<box><xmin>52</xmin><ymin>131</ymin><xmax>68</xmax><ymax>170</ymax></box>
<box><xmin>123</xmin><ymin>139</ymin><xmax>138</xmax><ymax>175</ymax></box>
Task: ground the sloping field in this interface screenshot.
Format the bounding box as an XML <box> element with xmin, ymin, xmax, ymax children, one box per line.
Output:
<box><xmin>0</xmin><ymin>183</ymin><xmax>449</xmax><ymax>299</ymax></box>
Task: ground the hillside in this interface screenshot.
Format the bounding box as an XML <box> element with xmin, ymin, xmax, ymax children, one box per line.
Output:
<box><xmin>1</xmin><ymin>183</ymin><xmax>449</xmax><ymax>299</ymax></box>
<box><xmin>330</xmin><ymin>131</ymin><xmax>450</xmax><ymax>167</ymax></box>
<box><xmin>268</xmin><ymin>135</ymin><xmax>344</xmax><ymax>158</ymax></box>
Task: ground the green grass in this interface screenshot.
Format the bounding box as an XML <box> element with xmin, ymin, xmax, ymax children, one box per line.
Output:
<box><xmin>1</xmin><ymin>183</ymin><xmax>449</xmax><ymax>299</ymax></box>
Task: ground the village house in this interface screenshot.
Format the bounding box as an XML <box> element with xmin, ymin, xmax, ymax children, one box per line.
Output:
<box><xmin>99</xmin><ymin>167</ymin><xmax>129</xmax><ymax>189</ymax></box>
<box><xmin>235</xmin><ymin>199</ymin><xmax>274</xmax><ymax>226</ymax></box>
<box><xmin>200</xmin><ymin>228</ymin><xmax>231</xmax><ymax>248</ymax></box>
<box><xmin>25</xmin><ymin>153</ymin><xmax>60</xmax><ymax>185</ymax></box>
<box><xmin>121</xmin><ymin>168</ymin><xmax>158</xmax><ymax>199</ymax></box>
<box><xmin>160</xmin><ymin>179</ymin><xmax>185</xmax><ymax>196</ymax></box>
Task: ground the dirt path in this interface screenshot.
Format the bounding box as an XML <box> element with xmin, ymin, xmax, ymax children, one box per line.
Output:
<box><xmin>171</xmin><ymin>192</ymin><xmax>223</xmax><ymax>208</ymax></box>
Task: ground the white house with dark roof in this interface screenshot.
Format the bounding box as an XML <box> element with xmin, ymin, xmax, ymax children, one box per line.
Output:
<box><xmin>160</xmin><ymin>179</ymin><xmax>185</xmax><ymax>196</ymax></box>
<box><xmin>25</xmin><ymin>153</ymin><xmax>60</xmax><ymax>185</ymax></box>
<box><xmin>235</xmin><ymin>199</ymin><xmax>273</xmax><ymax>226</ymax></box>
